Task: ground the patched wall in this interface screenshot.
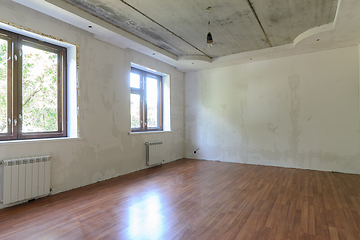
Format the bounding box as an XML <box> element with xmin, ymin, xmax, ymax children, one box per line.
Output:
<box><xmin>0</xmin><ymin>1</ymin><xmax>185</xmax><ymax>209</ymax></box>
<box><xmin>185</xmin><ymin>46</ymin><xmax>360</xmax><ymax>174</ymax></box>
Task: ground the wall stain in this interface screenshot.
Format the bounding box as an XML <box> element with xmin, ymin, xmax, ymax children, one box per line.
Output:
<box><xmin>249</xmin><ymin>148</ymin><xmax>359</xmax><ymax>174</ymax></box>
<box><xmin>100</xmin><ymin>90</ymin><xmax>112</xmax><ymax>110</ymax></box>
<box><xmin>267</xmin><ymin>122</ymin><xmax>279</xmax><ymax>134</ymax></box>
<box><xmin>111</xmin><ymin>113</ymin><xmax>121</xmax><ymax>137</ymax></box>
<box><xmin>238</xmin><ymin>83</ymin><xmax>249</xmax><ymax>163</ymax></box>
<box><xmin>288</xmin><ymin>74</ymin><xmax>301</xmax><ymax>164</ymax></box>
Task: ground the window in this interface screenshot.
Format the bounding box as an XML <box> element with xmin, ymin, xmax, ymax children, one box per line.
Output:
<box><xmin>130</xmin><ymin>67</ymin><xmax>163</xmax><ymax>132</ymax></box>
<box><xmin>0</xmin><ymin>28</ymin><xmax>67</xmax><ymax>140</ymax></box>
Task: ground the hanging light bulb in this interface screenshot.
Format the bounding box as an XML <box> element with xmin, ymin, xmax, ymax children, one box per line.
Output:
<box><xmin>206</xmin><ymin>7</ymin><xmax>213</xmax><ymax>47</ymax></box>
<box><xmin>207</xmin><ymin>32</ymin><xmax>213</xmax><ymax>47</ymax></box>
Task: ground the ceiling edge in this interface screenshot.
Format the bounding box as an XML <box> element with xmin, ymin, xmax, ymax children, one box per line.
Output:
<box><xmin>10</xmin><ymin>0</ymin><xmax>360</xmax><ymax>73</ymax></box>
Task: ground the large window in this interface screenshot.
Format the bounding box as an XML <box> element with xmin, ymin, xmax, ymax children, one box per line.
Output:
<box><xmin>130</xmin><ymin>67</ymin><xmax>163</xmax><ymax>132</ymax></box>
<box><xmin>0</xmin><ymin>28</ymin><xmax>67</xmax><ymax>140</ymax></box>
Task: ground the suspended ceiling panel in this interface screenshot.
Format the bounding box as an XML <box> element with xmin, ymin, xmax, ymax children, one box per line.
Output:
<box><xmin>63</xmin><ymin>0</ymin><xmax>338</xmax><ymax>58</ymax></box>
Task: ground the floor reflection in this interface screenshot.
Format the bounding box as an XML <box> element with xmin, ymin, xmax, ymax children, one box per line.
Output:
<box><xmin>127</xmin><ymin>192</ymin><xmax>165</xmax><ymax>239</ymax></box>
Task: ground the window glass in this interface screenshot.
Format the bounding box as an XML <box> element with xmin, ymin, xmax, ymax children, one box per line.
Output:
<box><xmin>0</xmin><ymin>28</ymin><xmax>67</xmax><ymax>141</ymax></box>
<box><xmin>130</xmin><ymin>67</ymin><xmax>163</xmax><ymax>132</ymax></box>
<box><xmin>0</xmin><ymin>38</ymin><xmax>7</xmax><ymax>134</ymax></box>
<box><xmin>130</xmin><ymin>72</ymin><xmax>140</xmax><ymax>88</ymax></box>
<box><xmin>146</xmin><ymin>76</ymin><xmax>158</xmax><ymax>128</ymax></box>
<box><xmin>130</xmin><ymin>93</ymin><xmax>141</xmax><ymax>129</ymax></box>
<box><xmin>22</xmin><ymin>45</ymin><xmax>58</xmax><ymax>132</ymax></box>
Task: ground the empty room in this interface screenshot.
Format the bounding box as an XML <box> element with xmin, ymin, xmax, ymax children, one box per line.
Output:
<box><xmin>0</xmin><ymin>0</ymin><xmax>360</xmax><ymax>239</ymax></box>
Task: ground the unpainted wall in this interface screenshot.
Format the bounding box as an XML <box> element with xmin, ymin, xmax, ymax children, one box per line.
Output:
<box><xmin>185</xmin><ymin>46</ymin><xmax>360</xmax><ymax>174</ymax></box>
<box><xmin>0</xmin><ymin>1</ymin><xmax>185</xmax><ymax>209</ymax></box>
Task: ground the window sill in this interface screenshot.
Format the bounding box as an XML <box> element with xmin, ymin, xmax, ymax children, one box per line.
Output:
<box><xmin>0</xmin><ymin>137</ymin><xmax>82</xmax><ymax>145</ymax></box>
<box><xmin>128</xmin><ymin>131</ymin><xmax>172</xmax><ymax>135</ymax></box>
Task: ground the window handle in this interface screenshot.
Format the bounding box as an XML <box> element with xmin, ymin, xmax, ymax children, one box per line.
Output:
<box><xmin>14</xmin><ymin>119</ymin><xmax>17</xmax><ymax>127</ymax></box>
<box><xmin>14</xmin><ymin>54</ymin><xmax>17</xmax><ymax>61</ymax></box>
<box><xmin>19</xmin><ymin>114</ymin><xmax>22</xmax><ymax>121</ymax></box>
<box><xmin>8</xmin><ymin>118</ymin><xmax>11</xmax><ymax>125</ymax></box>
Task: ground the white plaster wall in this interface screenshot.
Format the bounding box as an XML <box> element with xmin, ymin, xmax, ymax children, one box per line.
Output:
<box><xmin>0</xmin><ymin>1</ymin><xmax>184</xmax><ymax>208</ymax></box>
<box><xmin>185</xmin><ymin>46</ymin><xmax>360</xmax><ymax>174</ymax></box>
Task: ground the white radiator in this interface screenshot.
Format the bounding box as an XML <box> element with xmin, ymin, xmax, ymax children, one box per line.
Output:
<box><xmin>145</xmin><ymin>141</ymin><xmax>163</xmax><ymax>166</ymax></box>
<box><xmin>0</xmin><ymin>156</ymin><xmax>51</xmax><ymax>205</ymax></box>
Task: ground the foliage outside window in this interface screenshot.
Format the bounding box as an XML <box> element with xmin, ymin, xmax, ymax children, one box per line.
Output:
<box><xmin>130</xmin><ymin>67</ymin><xmax>163</xmax><ymax>132</ymax></box>
<box><xmin>0</xmin><ymin>28</ymin><xmax>67</xmax><ymax>140</ymax></box>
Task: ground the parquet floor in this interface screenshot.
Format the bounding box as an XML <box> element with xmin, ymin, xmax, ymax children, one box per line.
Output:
<box><xmin>0</xmin><ymin>159</ymin><xmax>360</xmax><ymax>239</ymax></box>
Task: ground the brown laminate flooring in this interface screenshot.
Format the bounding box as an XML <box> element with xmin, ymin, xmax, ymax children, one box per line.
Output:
<box><xmin>0</xmin><ymin>159</ymin><xmax>360</xmax><ymax>240</ymax></box>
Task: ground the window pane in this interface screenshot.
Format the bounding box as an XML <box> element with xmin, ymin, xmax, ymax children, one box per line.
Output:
<box><xmin>131</xmin><ymin>93</ymin><xmax>141</xmax><ymax>128</ymax></box>
<box><xmin>0</xmin><ymin>39</ymin><xmax>8</xmax><ymax>133</ymax></box>
<box><xmin>22</xmin><ymin>45</ymin><xmax>58</xmax><ymax>132</ymax></box>
<box><xmin>146</xmin><ymin>77</ymin><xmax>158</xmax><ymax>128</ymax></box>
<box><xmin>130</xmin><ymin>73</ymin><xmax>140</xmax><ymax>88</ymax></box>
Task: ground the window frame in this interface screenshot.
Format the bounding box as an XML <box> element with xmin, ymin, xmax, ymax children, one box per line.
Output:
<box><xmin>0</xmin><ymin>29</ymin><xmax>15</xmax><ymax>140</ymax></box>
<box><xmin>0</xmin><ymin>28</ymin><xmax>67</xmax><ymax>141</ymax></box>
<box><xmin>130</xmin><ymin>67</ymin><xmax>163</xmax><ymax>132</ymax></box>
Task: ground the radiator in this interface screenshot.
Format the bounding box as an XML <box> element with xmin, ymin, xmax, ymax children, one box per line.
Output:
<box><xmin>145</xmin><ymin>141</ymin><xmax>163</xmax><ymax>166</ymax></box>
<box><xmin>0</xmin><ymin>156</ymin><xmax>51</xmax><ymax>205</ymax></box>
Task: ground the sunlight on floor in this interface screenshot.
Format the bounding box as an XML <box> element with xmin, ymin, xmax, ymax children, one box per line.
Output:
<box><xmin>127</xmin><ymin>192</ymin><xmax>165</xmax><ymax>238</ymax></box>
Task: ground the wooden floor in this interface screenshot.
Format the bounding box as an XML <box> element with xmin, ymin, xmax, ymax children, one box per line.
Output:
<box><xmin>1</xmin><ymin>159</ymin><xmax>360</xmax><ymax>240</ymax></box>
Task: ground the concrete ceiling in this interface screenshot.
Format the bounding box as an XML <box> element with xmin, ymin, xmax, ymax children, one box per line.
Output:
<box><xmin>10</xmin><ymin>0</ymin><xmax>360</xmax><ymax>72</ymax></box>
<box><xmin>63</xmin><ymin>0</ymin><xmax>338</xmax><ymax>59</ymax></box>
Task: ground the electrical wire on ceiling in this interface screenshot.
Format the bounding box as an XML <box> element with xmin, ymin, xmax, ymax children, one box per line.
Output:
<box><xmin>120</xmin><ymin>0</ymin><xmax>212</xmax><ymax>59</ymax></box>
<box><xmin>246</xmin><ymin>0</ymin><xmax>272</xmax><ymax>47</ymax></box>
<box><xmin>206</xmin><ymin>7</ymin><xmax>213</xmax><ymax>47</ymax></box>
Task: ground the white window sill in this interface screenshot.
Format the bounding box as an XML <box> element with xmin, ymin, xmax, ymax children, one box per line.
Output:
<box><xmin>0</xmin><ymin>137</ymin><xmax>82</xmax><ymax>145</ymax></box>
<box><xmin>128</xmin><ymin>131</ymin><xmax>172</xmax><ymax>135</ymax></box>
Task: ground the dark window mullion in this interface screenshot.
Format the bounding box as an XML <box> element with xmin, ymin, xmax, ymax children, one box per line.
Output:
<box><xmin>131</xmin><ymin>88</ymin><xmax>141</xmax><ymax>95</ymax></box>
<box><xmin>157</xmin><ymin>77</ymin><xmax>160</xmax><ymax>129</ymax></box>
<box><xmin>16</xmin><ymin>37</ymin><xmax>23</xmax><ymax>138</ymax></box>
<box><xmin>5</xmin><ymin>39</ymin><xmax>13</xmax><ymax>137</ymax></box>
<box><xmin>11</xmin><ymin>35</ymin><xmax>18</xmax><ymax>139</ymax></box>
<box><xmin>21</xmin><ymin>38</ymin><xmax>60</xmax><ymax>55</ymax></box>
<box><xmin>0</xmin><ymin>33</ymin><xmax>17</xmax><ymax>140</ymax></box>
<box><xmin>158</xmin><ymin>78</ymin><xmax>163</xmax><ymax>130</ymax></box>
<box><xmin>7</xmin><ymin>37</ymin><xmax>14</xmax><ymax>138</ymax></box>
<box><xmin>142</xmin><ymin>73</ymin><xmax>147</xmax><ymax>131</ymax></box>
<box><xmin>62</xmin><ymin>48</ymin><xmax>67</xmax><ymax>137</ymax></box>
<box><xmin>57</xmin><ymin>50</ymin><xmax>65</xmax><ymax>135</ymax></box>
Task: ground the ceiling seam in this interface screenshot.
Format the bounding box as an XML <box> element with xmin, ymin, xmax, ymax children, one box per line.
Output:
<box><xmin>246</xmin><ymin>0</ymin><xmax>272</xmax><ymax>47</ymax></box>
<box><xmin>55</xmin><ymin>0</ymin><xmax>178</xmax><ymax>59</ymax></box>
<box><xmin>119</xmin><ymin>0</ymin><xmax>212</xmax><ymax>59</ymax></box>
